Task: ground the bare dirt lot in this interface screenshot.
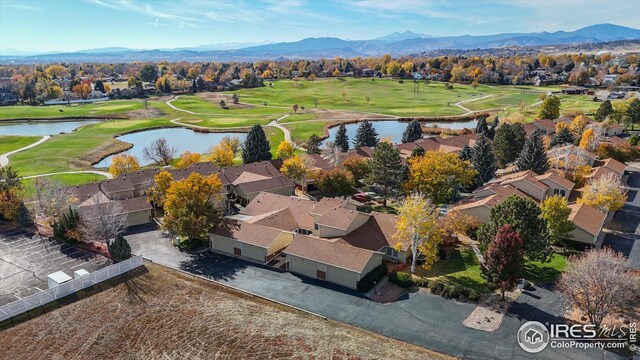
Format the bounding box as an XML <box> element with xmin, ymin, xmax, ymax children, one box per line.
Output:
<box><xmin>0</xmin><ymin>264</ymin><xmax>452</xmax><ymax>360</ymax></box>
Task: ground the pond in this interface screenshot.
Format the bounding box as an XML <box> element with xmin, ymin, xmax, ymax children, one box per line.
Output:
<box><xmin>94</xmin><ymin>128</ymin><xmax>247</xmax><ymax>167</ymax></box>
<box><xmin>0</xmin><ymin>119</ymin><xmax>101</xmax><ymax>136</ymax></box>
<box><xmin>325</xmin><ymin>119</ymin><xmax>477</xmax><ymax>148</ymax></box>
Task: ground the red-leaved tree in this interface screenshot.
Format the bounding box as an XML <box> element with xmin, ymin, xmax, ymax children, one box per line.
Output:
<box><xmin>483</xmin><ymin>224</ymin><xmax>524</xmax><ymax>300</ymax></box>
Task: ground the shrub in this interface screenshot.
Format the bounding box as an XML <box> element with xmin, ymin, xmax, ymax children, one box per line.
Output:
<box><xmin>468</xmin><ymin>290</ymin><xmax>481</xmax><ymax>302</ymax></box>
<box><xmin>356</xmin><ymin>264</ymin><xmax>387</xmax><ymax>292</ymax></box>
<box><xmin>178</xmin><ymin>238</ymin><xmax>204</xmax><ymax>251</ymax></box>
<box><xmin>388</xmin><ymin>271</ymin><xmax>415</xmax><ymax>288</ymax></box>
<box><xmin>52</xmin><ymin>207</ymin><xmax>81</xmax><ymax>243</ymax></box>
<box><xmin>429</xmin><ymin>279</ymin><xmax>446</xmax><ymax>295</ymax></box>
<box><xmin>108</xmin><ymin>235</ymin><xmax>131</xmax><ymax>261</ymax></box>
<box><xmin>413</xmin><ymin>277</ymin><xmax>431</xmax><ymax>288</ymax></box>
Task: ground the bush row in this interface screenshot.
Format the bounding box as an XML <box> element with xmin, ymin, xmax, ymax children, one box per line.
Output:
<box><xmin>388</xmin><ymin>271</ymin><xmax>415</xmax><ymax>288</ymax></box>
<box><xmin>405</xmin><ymin>274</ymin><xmax>481</xmax><ymax>302</ymax></box>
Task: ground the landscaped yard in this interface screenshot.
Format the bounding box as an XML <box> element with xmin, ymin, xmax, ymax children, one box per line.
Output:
<box><xmin>0</xmin><ymin>135</ymin><xmax>42</xmax><ymax>154</ymax></box>
<box><xmin>409</xmin><ymin>246</ymin><xmax>568</xmax><ymax>294</ymax></box>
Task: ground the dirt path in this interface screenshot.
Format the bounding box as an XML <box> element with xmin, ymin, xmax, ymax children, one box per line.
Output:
<box><xmin>0</xmin><ymin>135</ymin><xmax>51</xmax><ymax>167</ymax></box>
<box><xmin>454</xmin><ymin>94</ymin><xmax>495</xmax><ymax>115</ymax></box>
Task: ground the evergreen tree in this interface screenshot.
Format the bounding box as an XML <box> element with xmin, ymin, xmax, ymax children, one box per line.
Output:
<box><xmin>365</xmin><ymin>142</ymin><xmax>403</xmax><ymax>207</ymax></box>
<box><xmin>108</xmin><ymin>235</ymin><xmax>132</xmax><ymax>261</ymax></box>
<box><xmin>493</xmin><ymin>123</ymin><xmax>525</xmax><ymax>166</ymax></box>
<box><xmin>474</xmin><ymin>116</ymin><xmax>490</xmax><ymax>135</ymax></box>
<box><xmin>401</xmin><ymin>120</ymin><xmax>423</xmax><ymax>143</ymax></box>
<box><xmin>459</xmin><ymin>145</ymin><xmax>473</xmax><ymax>161</ymax></box>
<box><xmin>242</xmin><ymin>125</ymin><xmax>272</xmax><ymax>164</ymax></box>
<box><xmin>472</xmin><ymin>135</ymin><xmax>497</xmax><ymax>186</ymax></box>
<box><xmin>549</xmin><ymin>127</ymin><xmax>575</xmax><ymax>148</ymax></box>
<box><xmin>353</xmin><ymin>120</ymin><xmax>379</xmax><ymax>148</ymax></box>
<box><xmin>595</xmin><ymin>100</ymin><xmax>613</xmax><ymax>121</ymax></box>
<box><xmin>94</xmin><ymin>79</ymin><xmax>106</xmax><ymax>93</ymax></box>
<box><xmin>334</xmin><ymin>123</ymin><xmax>349</xmax><ymax>152</ymax></box>
<box><xmin>627</xmin><ymin>98</ymin><xmax>640</xmax><ymax>127</ymax></box>
<box><xmin>538</xmin><ymin>95</ymin><xmax>561</xmax><ymax>120</ymax></box>
<box><xmin>515</xmin><ymin>131</ymin><xmax>549</xmax><ymax>174</ymax></box>
<box><xmin>477</xmin><ymin>195</ymin><xmax>550</xmax><ymax>262</ymax></box>
<box><xmin>410</xmin><ymin>146</ymin><xmax>425</xmax><ymax>158</ymax></box>
<box><xmin>163</xmin><ymin>78</ymin><xmax>172</xmax><ymax>93</ymax></box>
<box><xmin>306</xmin><ymin>134</ymin><xmax>322</xmax><ymax>154</ymax></box>
<box><xmin>191</xmin><ymin>79</ymin><xmax>197</xmax><ymax>93</ymax></box>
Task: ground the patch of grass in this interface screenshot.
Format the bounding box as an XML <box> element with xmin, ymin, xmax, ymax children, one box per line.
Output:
<box><xmin>0</xmin><ymin>100</ymin><xmax>144</xmax><ymax>120</ymax></box>
<box><xmin>22</xmin><ymin>173</ymin><xmax>107</xmax><ymax>198</ymax></box>
<box><xmin>523</xmin><ymin>253</ymin><xmax>568</xmax><ymax>284</ymax></box>
<box><xmin>284</xmin><ymin>121</ymin><xmax>328</xmax><ymax>142</ymax></box>
<box><xmin>8</xmin><ymin>118</ymin><xmax>174</xmax><ymax>176</ymax></box>
<box><xmin>412</xmin><ymin>246</ymin><xmax>492</xmax><ymax>293</ymax></box>
<box><xmin>233</xmin><ymin>78</ymin><xmax>532</xmax><ymax>117</ymax></box>
<box><xmin>0</xmin><ymin>135</ymin><xmax>42</xmax><ymax>154</ymax></box>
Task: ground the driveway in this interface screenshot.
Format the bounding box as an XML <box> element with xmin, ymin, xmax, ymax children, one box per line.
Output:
<box><xmin>603</xmin><ymin>168</ymin><xmax>640</xmax><ymax>268</ymax></box>
<box><xmin>125</xmin><ymin>225</ymin><xmax>624</xmax><ymax>360</ymax></box>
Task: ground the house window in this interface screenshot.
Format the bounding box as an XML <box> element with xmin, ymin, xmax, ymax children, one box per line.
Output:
<box><xmin>233</xmin><ymin>247</ymin><xmax>241</xmax><ymax>256</ymax></box>
<box><xmin>383</xmin><ymin>246</ymin><xmax>399</xmax><ymax>258</ymax></box>
<box><xmin>553</xmin><ymin>189</ymin><xmax>566</xmax><ymax>196</ymax></box>
<box><xmin>316</xmin><ymin>270</ymin><xmax>326</xmax><ymax>280</ymax></box>
<box><xmin>314</xmin><ymin>223</ymin><xmax>319</xmax><ymax>230</ymax></box>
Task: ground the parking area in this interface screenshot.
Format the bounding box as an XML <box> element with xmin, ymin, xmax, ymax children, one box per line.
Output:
<box><xmin>603</xmin><ymin>167</ymin><xmax>640</xmax><ymax>268</ymax></box>
<box><xmin>0</xmin><ymin>223</ymin><xmax>111</xmax><ymax>306</ymax></box>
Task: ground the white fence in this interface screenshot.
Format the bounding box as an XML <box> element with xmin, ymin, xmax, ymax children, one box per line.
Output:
<box><xmin>0</xmin><ymin>256</ymin><xmax>144</xmax><ymax>322</ymax></box>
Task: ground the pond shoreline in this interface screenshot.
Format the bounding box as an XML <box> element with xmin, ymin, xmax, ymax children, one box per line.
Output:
<box><xmin>0</xmin><ymin>115</ymin><xmax>127</xmax><ymax>122</ymax></box>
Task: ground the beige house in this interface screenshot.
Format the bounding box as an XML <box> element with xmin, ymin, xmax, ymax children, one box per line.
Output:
<box><xmin>285</xmin><ymin>234</ymin><xmax>384</xmax><ymax>290</ymax></box>
<box><xmin>566</xmin><ymin>203</ymin><xmax>607</xmax><ymax>246</ymax></box>
<box><xmin>78</xmin><ymin>197</ymin><xmax>153</xmax><ymax>227</ymax></box>
<box><xmin>453</xmin><ymin>185</ymin><xmax>531</xmax><ymax>222</ymax></box>
<box><xmin>210</xmin><ymin>219</ymin><xmax>293</xmax><ymax>264</ymax></box>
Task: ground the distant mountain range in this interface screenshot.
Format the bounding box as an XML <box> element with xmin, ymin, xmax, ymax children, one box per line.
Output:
<box><xmin>2</xmin><ymin>24</ymin><xmax>639</xmax><ymax>63</ymax></box>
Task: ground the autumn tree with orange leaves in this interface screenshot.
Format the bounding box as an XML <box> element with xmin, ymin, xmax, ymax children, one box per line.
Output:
<box><xmin>163</xmin><ymin>172</ymin><xmax>223</xmax><ymax>240</ymax></box>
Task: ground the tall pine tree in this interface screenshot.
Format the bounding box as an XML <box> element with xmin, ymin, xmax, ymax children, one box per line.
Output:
<box><xmin>493</xmin><ymin>123</ymin><xmax>525</xmax><ymax>166</ymax></box>
<box><xmin>242</xmin><ymin>125</ymin><xmax>272</xmax><ymax>164</ymax></box>
<box><xmin>549</xmin><ymin>127</ymin><xmax>575</xmax><ymax>148</ymax></box>
<box><xmin>401</xmin><ymin>120</ymin><xmax>423</xmax><ymax>143</ymax></box>
<box><xmin>515</xmin><ymin>131</ymin><xmax>549</xmax><ymax>174</ymax></box>
<box><xmin>474</xmin><ymin>116</ymin><xmax>490</xmax><ymax>135</ymax></box>
<box><xmin>366</xmin><ymin>142</ymin><xmax>403</xmax><ymax>207</ymax></box>
<box><xmin>595</xmin><ymin>100</ymin><xmax>613</xmax><ymax>121</ymax></box>
<box><xmin>472</xmin><ymin>135</ymin><xmax>497</xmax><ymax>186</ymax></box>
<box><xmin>353</xmin><ymin>120</ymin><xmax>379</xmax><ymax>148</ymax></box>
<box><xmin>334</xmin><ymin>123</ymin><xmax>349</xmax><ymax>152</ymax></box>
<box><xmin>459</xmin><ymin>145</ymin><xmax>473</xmax><ymax>161</ymax></box>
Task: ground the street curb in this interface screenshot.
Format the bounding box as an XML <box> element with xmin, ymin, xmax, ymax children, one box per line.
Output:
<box><xmin>140</xmin><ymin>255</ymin><xmax>328</xmax><ymax>321</ymax></box>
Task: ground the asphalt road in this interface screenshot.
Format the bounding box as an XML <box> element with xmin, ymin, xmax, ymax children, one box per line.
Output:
<box><xmin>125</xmin><ymin>224</ymin><xmax>624</xmax><ymax>360</ymax></box>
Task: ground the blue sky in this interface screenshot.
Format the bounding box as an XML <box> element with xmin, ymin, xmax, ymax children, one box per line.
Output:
<box><xmin>1</xmin><ymin>0</ymin><xmax>638</xmax><ymax>53</ymax></box>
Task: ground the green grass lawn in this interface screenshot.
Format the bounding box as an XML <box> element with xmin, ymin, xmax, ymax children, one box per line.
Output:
<box><xmin>8</xmin><ymin>118</ymin><xmax>175</xmax><ymax>176</ymax></box>
<box><xmin>284</xmin><ymin>121</ymin><xmax>328</xmax><ymax>142</ymax></box>
<box><xmin>233</xmin><ymin>78</ymin><xmax>520</xmax><ymax>117</ymax></box>
<box><xmin>0</xmin><ymin>100</ymin><xmax>146</xmax><ymax>120</ymax></box>
<box><xmin>22</xmin><ymin>173</ymin><xmax>107</xmax><ymax>198</ymax></box>
<box><xmin>411</xmin><ymin>246</ymin><xmax>568</xmax><ymax>294</ymax></box>
<box><xmin>0</xmin><ymin>135</ymin><xmax>42</xmax><ymax>154</ymax></box>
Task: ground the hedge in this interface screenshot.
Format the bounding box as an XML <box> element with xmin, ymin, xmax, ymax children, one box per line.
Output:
<box><xmin>356</xmin><ymin>264</ymin><xmax>387</xmax><ymax>292</ymax></box>
<box><xmin>388</xmin><ymin>271</ymin><xmax>416</xmax><ymax>288</ymax></box>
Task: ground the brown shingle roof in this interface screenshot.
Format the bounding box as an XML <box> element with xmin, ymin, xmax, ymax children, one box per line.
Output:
<box><xmin>235</xmin><ymin>176</ymin><xmax>294</xmax><ymax>195</ymax></box>
<box><xmin>535</xmin><ymin>171</ymin><xmax>575</xmax><ymax>191</ymax></box>
<box><xmin>100</xmin><ymin>178</ymin><xmax>134</xmax><ymax>194</ymax></box>
<box><xmin>336</xmin><ymin>211</ymin><xmax>404</xmax><ymax>251</ymax></box>
<box><xmin>78</xmin><ymin>197</ymin><xmax>151</xmax><ymax>219</ymax></box>
<box><xmin>568</xmin><ymin>203</ymin><xmax>606</xmax><ymax>236</ymax></box>
<box><xmin>212</xmin><ymin>219</ymin><xmax>285</xmax><ymax>248</ymax></box>
<box><xmin>285</xmin><ymin>234</ymin><xmax>380</xmax><ymax>273</ymax></box>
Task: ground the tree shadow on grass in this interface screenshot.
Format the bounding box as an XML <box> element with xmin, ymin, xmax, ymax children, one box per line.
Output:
<box><xmin>417</xmin><ymin>248</ymin><xmax>467</xmax><ymax>277</ymax></box>
<box><xmin>178</xmin><ymin>252</ymin><xmax>248</xmax><ymax>282</ymax></box>
<box><xmin>523</xmin><ymin>263</ymin><xmax>562</xmax><ymax>285</ymax></box>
